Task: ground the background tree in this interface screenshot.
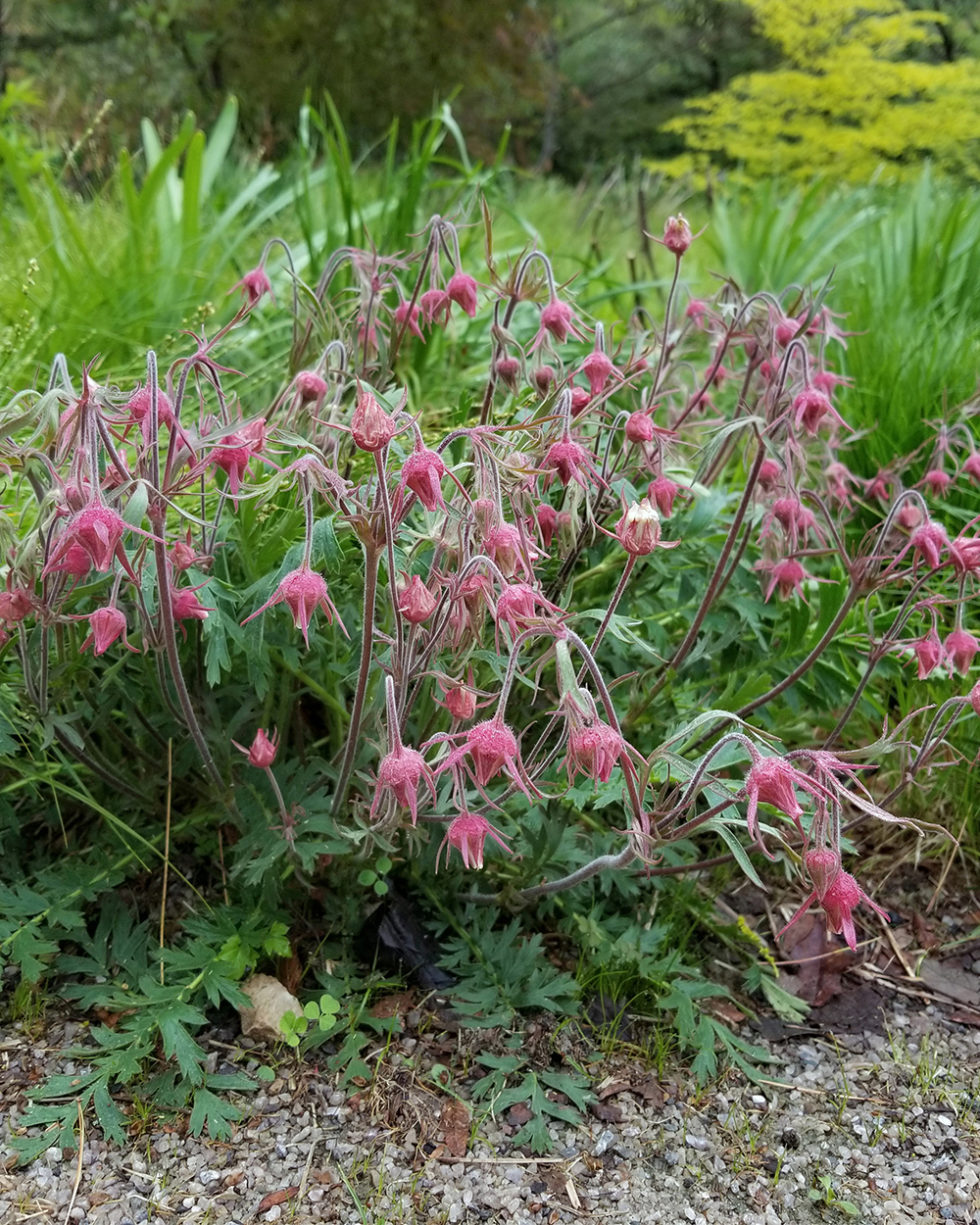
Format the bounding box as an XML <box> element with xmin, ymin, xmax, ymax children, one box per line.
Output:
<box><xmin>652</xmin><ymin>0</ymin><xmax>980</xmax><ymax>182</ymax></box>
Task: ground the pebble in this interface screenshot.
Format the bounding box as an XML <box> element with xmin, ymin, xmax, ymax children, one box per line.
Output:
<box><xmin>3</xmin><ymin>1003</ymin><xmax>977</xmax><ymax>1225</ymax></box>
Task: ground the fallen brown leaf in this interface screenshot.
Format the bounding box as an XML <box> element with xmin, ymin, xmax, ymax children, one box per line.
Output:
<box><xmin>255</xmin><ymin>1186</ymin><xmax>299</xmax><ymax>1213</ymax></box>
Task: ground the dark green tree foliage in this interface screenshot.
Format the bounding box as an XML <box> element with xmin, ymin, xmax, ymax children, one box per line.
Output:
<box><xmin>1</xmin><ymin>0</ymin><xmax>554</xmax><ymax>166</ymax></box>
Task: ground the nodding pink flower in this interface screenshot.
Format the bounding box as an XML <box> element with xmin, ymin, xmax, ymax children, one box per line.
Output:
<box><xmin>370</xmin><ymin>743</ymin><xmax>436</xmax><ymax>826</ymax></box>
<box><xmin>533</xmin><ymin>503</ymin><xmax>558</xmax><ymax>549</ymax></box>
<box><xmin>419</xmin><ymin>288</ymin><xmax>451</xmax><ymax>327</ymax></box>
<box><xmin>433</xmin><ymin>716</ymin><xmax>537</xmax><ymax>799</ymax></box>
<box><xmin>921</xmin><ymin>468</ymin><xmax>952</xmax><ymax>498</ymax></box>
<box><xmin>402</xmin><ymin>447</ymin><xmax>446</xmax><ymax>512</ymax></box>
<box><xmin>437</xmin><ymin>811</ymin><xmax>511</xmax><ymax>871</ymax></box>
<box><xmin>44</xmin><ymin>543</ymin><xmax>93</xmax><ymax>580</ymax></box>
<box><xmin>804</xmin><ymin>847</ymin><xmax>842</xmax><ymax>900</ymax></box>
<box><xmin>778</xmin><ymin>865</ymin><xmax>889</xmax><ymax>950</ymax></box>
<box><xmin>820</xmin><ymin>871</ymin><xmax>890</xmax><ymax>950</ymax></box>
<box><xmin>485</xmin><ymin>521</ymin><xmax>539</xmax><ymax>579</ymax></box>
<box><xmin>45</xmin><ymin>503</ymin><xmax>128</xmax><ymax>576</ymax></box>
<box><xmin>743</xmin><ymin>756</ymin><xmax>805</xmax><ymax>848</ymax></box>
<box><xmin>761</xmin><ymin>558</ymin><xmax>809</xmax><ymax>603</ymax></box>
<box><xmin>912</xmin><ymin>628</ymin><xmax>942</xmax><ymax>679</ymax></box>
<box><xmin>868</xmin><ymin>469</ymin><xmax>893</xmax><ymax>503</ymax></box>
<box><xmin>570</xmin><ymin>386</ymin><xmax>592</xmax><ymax>416</ymax></box>
<box><xmin>126</xmin><ymin>384</ymin><xmax>181</xmax><ymax>447</ymax></box>
<box><xmin>791</xmin><ymin>387</ymin><xmax>845</xmax><ymax>436</ymax></box>
<box><xmin>945</xmin><ymin>627</ymin><xmax>980</xmax><ymax>675</ymax></box>
<box><xmin>397</xmin><ymin>574</ymin><xmax>438</xmax><ymax>624</ymax></box>
<box><xmin>241</xmin><ymin>565</ymin><xmax>345</xmax><ymax>647</ymax></box>
<box><xmin>210</xmin><ymin>419</ymin><xmax>266</xmax><ymax>498</ymax></box>
<box><xmin>824</xmin><ymin>461</ymin><xmax>860</xmax><ymax>508</ymax></box>
<box><xmin>771</xmin><ymin>496</ymin><xmax>818</xmax><ymax>546</ymax></box>
<box><xmin>494</xmin><ymin>583</ymin><xmax>564</xmax><ymax>640</ymax></box>
<box><xmin>566</xmin><ymin>720</ymin><xmax>624</xmax><ymax>786</ymax></box>
<box><xmin>494</xmin><ymin>355</ymin><xmax>522</xmax><ymax>392</ymax></box>
<box><xmin>970</xmin><ymin>679</ymin><xmax>980</xmax><ymax>718</ymax></box>
<box><xmin>351</xmin><ymin>390</ymin><xmax>397</xmax><ymax>452</ymax></box>
<box><xmin>442</xmin><ymin>683</ymin><xmax>478</xmax><ymax>721</ymax></box>
<box><xmin>232</xmin><ymin>264</ymin><xmax>272</xmax><ymax>306</ymax></box>
<box><xmin>909</xmin><ymin>521</ymin><xmax>948</xmax><ymax>571</ymax></box>
<box><xmin>648</xmin><ymin>475</ymin><xmax>681</xmax><ymax>518</ymax></box>
<box><xmin>685</xmin><ymin>298</ymin><xmax>709</xmax><ymax>327</ymax></box>
<box><xmin>233</xmin><ymin>727</ymin><xmax>280</xmax><ymax>769</ymax></box>
<box><xmin>539</xmin><ymin>298</ymin><xmax>577</xmax><ymax>344</ymax></box>
<box><xmin>811</xmin><ymin>369</ymin><xmax>852</xmax><ymax>396</ymax></box>
<box><xmin>542</xmin><ymin>438</ymin><xmax>602</xmax><ymax>491</ymax></box>
<box><xmin>446</xmin><ymin>271</ymin><xmax>479</xmax><ymax>318</ymax></box>
<box><xmin>393</xmin><ymin>300</ymin><xmax>425</xmax><ymax>341</ymax></box>
<box><xmin>0</xmin><ymin>586</ymin><xmax>32</xmax><ymax>624</ymax></box>
<box><xmin>295</xmin><ymin>371</ymin><xmax>328</xmax><ymax>404</ymax></box>
<box><xmin>533</xmin><ymin>365</ymin><xmax>556</xmax><ymax>396</ymax></box>
<box><xmin>626</xmin><ymin>411</ymin><xmax>655</xmax><ymax>445</ymax></box>
<box><xmin>80</xmin><ymin>605</ymin><xmax>132</xmax><ymax>656</ymax></box>
<box><xmin>773</xmin><ymin>313</ymin><xmax>803</xmax><ymax>347</ymax></box>
<box><xmin>171</xmin><ymin>584</ymin><xmax>213</xmax><ymax>626</ymax></box>
<box><xmin>757</xmin><ymin>458</ymin><xmax>782</xmax><ymax>492</ymax></box>
<box><xmin>580</xmin><ymin>351</ymin><xmax>615</xmax><ymax>397</ymax></box>
<box><xmin>662</xmin><ymin>214</ymin><xmax>693</xmax><ymax>256</ymax></box>
<box><xmin>616</xmin><ymin>497</ymin><xmax>663</xmax><ymax>556</ymax></box>
<box><xmin>963</xmin><ymin>453</ymin><xmax>980</xmax><ymax>484</ymax></box>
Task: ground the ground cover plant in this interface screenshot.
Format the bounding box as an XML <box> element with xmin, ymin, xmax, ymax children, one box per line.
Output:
<box><xmin>2</xmin><ymin>114</ymin><xmax>980</xmax><ymax>1163</ymax></box>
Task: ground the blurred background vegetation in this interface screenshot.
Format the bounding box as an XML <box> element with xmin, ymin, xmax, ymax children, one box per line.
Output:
<box><xmin>3</xmin><ymin>0</ymin><xmax>979</xmax><ymax>181</ymax></box>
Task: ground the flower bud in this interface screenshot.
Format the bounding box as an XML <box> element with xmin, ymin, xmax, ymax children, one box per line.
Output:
<box><xmin>616</xmin><ymin>498</ymin><xmax>661</xmax><ymax>556</ymax></box>
<box><xmin>351</xmin><ymin>391</ymin><xmax>396</xmax><ymax>452</ymax></box>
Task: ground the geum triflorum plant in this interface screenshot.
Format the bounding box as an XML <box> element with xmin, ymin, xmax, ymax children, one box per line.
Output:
<box><xmin>3</xmin><ymin>207</ymin><xmax>978</xmax><ymax>1000</ymax></box>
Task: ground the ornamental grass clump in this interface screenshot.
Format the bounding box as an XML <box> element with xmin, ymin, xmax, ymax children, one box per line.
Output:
<box><xmin>2</xmin><ymin>204</ymin><xmax>978</xmax><ymax>1141</ymax></box>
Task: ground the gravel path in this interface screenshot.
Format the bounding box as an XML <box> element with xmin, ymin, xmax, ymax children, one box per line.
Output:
<box><xmin>3</xmin><ymin>974</ymin><xmax>979</xmax><ymax>1225</ymax></box>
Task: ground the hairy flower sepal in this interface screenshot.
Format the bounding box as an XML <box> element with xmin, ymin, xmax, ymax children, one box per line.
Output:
<box><xmin>241</xmin><ymin>564</ymin><xmax>347</xmax><ymax>647</ymax></box>
<box><xmin>436</xmin><ymin>811</ymin><xmax>512</xmax><ymax>871</ymax></box>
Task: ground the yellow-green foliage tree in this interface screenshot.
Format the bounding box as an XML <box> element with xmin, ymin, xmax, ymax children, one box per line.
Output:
<box><xmin>653</xmin><ymin>0</ymin><xmax>980</xmax><ymax>181</ymax></box>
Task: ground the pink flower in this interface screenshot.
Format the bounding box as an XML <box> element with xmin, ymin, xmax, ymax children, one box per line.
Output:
<box><xmin>778</xmin><ymin>864</ymin><xmax>889</xmax><ymax>951</ymax></box>
<box><xmin>791</xmin><ymin>388</ymin><xmax>846</xmax><ymax>436</ymax></box>
<box><xmin>485</xmin><ymin>521</ymin><xmax>539</xmax><ymax>579</ymax></box>
<box><xmin>945</xmin><ymin>627</ymin><xmax>979</xmax><ymax>674</ymax></box>
<box><xmin>648</xmin><ymin>475</ymin><xmax>681</xmax><ymax>518</ymax></box>
<box><xmin>662</xmin><ymin>214</ymin><xmax>693</xmax><ymax>256</ymax></box>
<box><xmin>446</xmin><ymin>271</ymin><xmax>479</xmax><ymax>318</ymax></box>
<box><xmin>494</xmin><ymin>355</ymin><xmax>522</xmax><ymax>392</ymax></box>
<box><xmin>397</xmin><ymin>574</ymin><xmax>438</xmax><ymax>624</ymax></box>
<box><xmin>615</xmin><ymin>498</ymin><xmax>663</xmax><ymax>556</ymax></box>
<box><xmin>743</xmin><ymin>756</ymin><xmax>809</xmax><ymax>850</ymax></box>
<box><xmin>773</xmin><ymin>313</ymin><xmax>803</xmax><ymax>347</ymax></box>
<box><xmin>912</xmin><ymin>629</ymin><xmax>942</xmax><ymax>679</ymax></box>
<box><xmin>437</xmin><ymin>811</ymin><xmax>511</xmax><ymax>871</ymax></box>
<box><xmin>963</xmin><ymin>453</ymin><xmax>980</xmax><ymax>484</ymax></box>
<box><xmin>233</xmin><ymin>727</ymin><xmax>280</xmax><ymax>769</ymax></box>
<box><xmin>533</xmin><ymin>503</ymin><xmax>558</xmax><ymax>549</ymax></box>
<box><xmin>0</xmin><ymin>586</ymin><xmax>32</xmax><ymax>624</ymax></box>
<box><xmin>45</xmin><ymin>504</ymin><xmax>128</xmax><ymax>576</ymax></box>
<box><xmin>210</xmin><ymin>419</ymin><xmax>266</xmax><ymax>498</ymax></box>
<box><xmin>820</xmin><ymin>871</ymin><xmax>890</xmax><ymax>950</ymax></box>
<box><xmin>570</xmin><ymin>387</ymin><xmax>592</xmax><ymax>416</ymax></box>
<box><xmin>351</xmin><ymin>390</ymin><xmax>397</xmax><ymax>452</ymax></box>
<box><xmin>542</xmin><ymin>439</ymin><xmax>602</xmax><ymax>490</ymax></box>
<box><xmin>171</xmin><ymin>584</ymin><xmax>213</xmax><ymax>625</ymax></box>
<box><xmin>433</xmin><ymin>716</ymin><xmax>537</xmax><ymax>799</ymax></box>
<box><xmin>419</xmin><ymin>288</ymin><xmax>451</xmax><ymax>327</ymax></box>
<box><xmin>402</xmin><ymin>447</ymin><xmax>447</xmax><ymax>512</ymax></box>
<box><xmin>533</xmin><ymin>365</ymin><xmax>556</xmax><ymax>396</ymax></box>
<box><xmin>241</xmin><ymin>565</ymin><xmax>345</xmax><ymax>647</ymax></box>
<box><xmin>921</xmin><ymin>468</ymin><xmax>952</xmax><ymax>498</ymax></box>
<box><xmin>970</xmin><ymin>680</ymin><xmax>980</xmax><ymax>717</ymax></box>
<box><xmin>232</xmin><ymin>265</ymin><xmax>272</xmax><ymax>306</ymax></box>
<box><xmin>565</xmin><ymin>721</ymin><xmax>624</xmax><ymax>786</ymax></box>
<box><xmin>908</xmin><ymin>524</ymin><xmax>946</xmax><ymax>575</ymax></box>
<box><xmin>371</xmin><ymin>743</ymin><xmax>436</xmax><ymax>825</ymax></box>
<box><xmin>760</xmin><ymin>558</ymin><xmax>811</xmax><ymax>602</ymax></box>
<box><xmin>79</xmin><ymin>606</ymin><xmax>134</xmax><ymax>655</ymax></box>
<box><xmin>533</xmin><ymin>298</ymin><xmax>585</xmax><ymax>349</ymax></box>
<box><xmin>625</xmin><ymin>411</ymin><xmax>655</xmax><ymax>445</ymax></box>
<box><xmin>579</xmin><ymin>351</ymin><xmax>615</xmax><ymax>396</ymax></box>
<box><xmin>757</xmin><ymin>458</ymin><xmax>782</xmax><ymax>492</ymax></box>
<box><xmin>494</xmin><ymin>583</ymin><xmax>564</xmax><ymax>640</ymax></box>
<box><xmin>393</xmin><ymin>300</ymin><xmax>425</xmax><ymax>341</ymax></box>
<box><xmin>295</xmin><ymin>371</ymin><xmax>328</xmax><ymax>404</ymax></box>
